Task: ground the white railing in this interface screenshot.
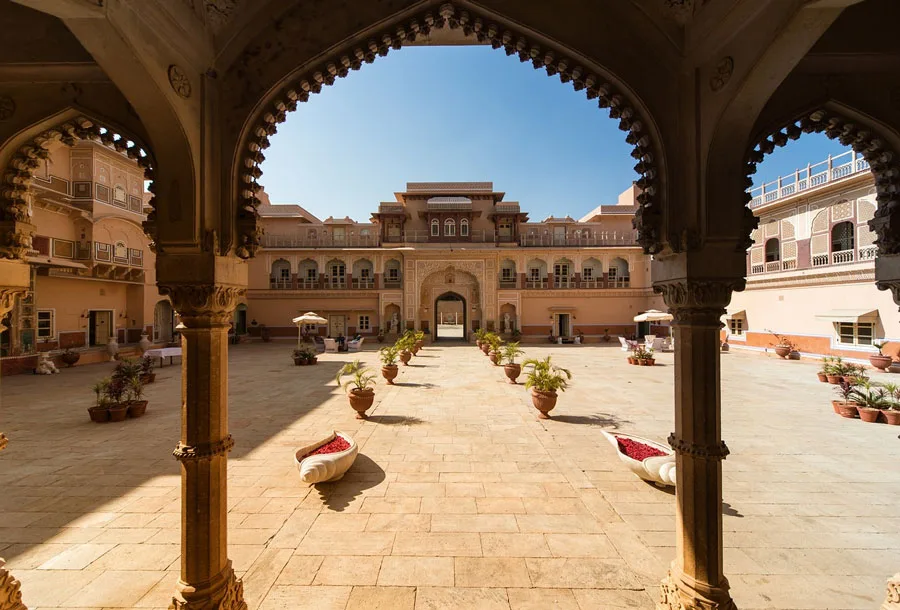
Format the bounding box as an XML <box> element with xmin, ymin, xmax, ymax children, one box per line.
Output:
<box><xmin>519</xmin><ymin>230</ymin><xmax>638</xmax><ymax>247</ymax></box>
<box><xmin>782</xmin><ymin>259</ymin><xmax>797</xmax><ymax>271</ymax></box>
<box><xmin>747</xmin><ymin>149</ymin><xmax>870</xmax><ymax>209</ymax></box>
<box><xmin>401</xmin><ymin>229</ymin><xmax>492</xmax><ymax>243</ymax></box>
<box><xmin>859</xmin><ymin>245</ymin><xmax>878</xmax><ymax>260</ymax></box>
<box><xmin>352</xmin><ymin>278</ymin><xmax>375</xmax><ymax>289</ymax></box>
<box><xmin>264</xmin><ymin>234</ymin><xmax>380</xmax><ymax>248</ymax></box>
<box><xmin>325</xmin><ymin>278</ymin><xmax>346</xmax><ymax>289</ymax></box>
<box><xmin>580</xmin><ymin>279</ymin><xmax>602</xmax><ymax>288</ymax></box>
<box><xmin>526</xmin><ymin>278</ymin><xmax>548</xmax><ymax>289</ymax></box>
<box><xmin>751</xmin><ymin>264</ymin><xmax>765</xmax><ymax>274</ymax></box>
<box><xmin>499</xmin><ymin>276</ymin><xmax>518</xmax><ymax>288</ymax></box>
<box><xmin>812</xmin><ymin>254</ymin><xmax>830</xmax><ymax>267</ymax></box>
<box><xmin>765</xmin><ymin>261</ymin><xmax>781</xmax><ymax>272</ymax></box>
<box><xmin>296</xmin><ymin>278</ymin><xmax>317</xmax><ymax>289</ymax></box>
<box><xmin>269</xmin><ymin>278</ymin><xmax>292</xmax><ymax>289</ymax></box>
<box><xmin>609</xmin><ymin>277</ymin><xmax>630</xmax><ymax>288</ymax></box>
<box><xmin>832</xmin><ymin>249</ymin><xmax>854</xmax><ymax>264</ymax></box>
<box><xmin>384</xmin><ymin>277</ymin><xmax>402</xmax><ymax>288</ymax></box>
<box><xmin>554</xmin><ymin>276</ymin><xmax>576</xmax><ymax>288</ymax></box>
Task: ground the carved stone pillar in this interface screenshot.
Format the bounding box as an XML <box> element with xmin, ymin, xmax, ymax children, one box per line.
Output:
<box><xmin>876</xmin><ymin>257</ymin><xmax>900</xmax><ymax>609</ymax></box>
<box><xmin>159</xmin><ymin>283</ymin><xmax>247</xmax><ymax>610</ymax></box>
<box><xmin>655</xmin><ymin>277</ymin><xmax>743</xmax><ymax>610</ymax></box>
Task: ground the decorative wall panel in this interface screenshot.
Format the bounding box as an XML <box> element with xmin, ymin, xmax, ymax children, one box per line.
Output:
<box><xmin>811</xmin><ymin>209</ymin><xmax>829</xmax><ymax>234</ymax></box>
<box><xmin>832</xmin><ymin>199</ymin><xmax>853</xmax><ymax>221</ymax></box>
<box><xmin>810</xmin><ymin>234</ymin><xmax>829</xmax><ymax>255</ymax></box>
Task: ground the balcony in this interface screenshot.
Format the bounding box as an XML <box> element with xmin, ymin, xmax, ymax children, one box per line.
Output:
<box><xmin>526</xmin><ymin>278</ymin><xmax>549</xmax><ymax>289</ymax></box>
<box><xmin>747</xmin><ymin>150</ymin><xmax>870</xmax><ymax>210</ymax></box>
<box><xmin>580</xmin><ymin>279</ymin><xmax>603</xmax><ymax>289</ymax></box>
<box><xmin>325</xmin><ymin>278</ymin><xmax>347</xmax><ymax>289</ymax></box>
<box><xmin>269</xmin><ymin>278</ymin><xmax>293</xmax><ymax>290</ymax></box>
<box><xmin>297</xmin><ymin>278</ymin><xmax>318</xmax><ymax>289</ymax></box>
<box><xmin>609</xmin><ymin>277</ymin><xmax>631</xmax><ymax>288</ymax></box>
<box><xmin>499</xmin><ymin>276</ymin><xmax>518</xmax><ymax>289</ymax></box>
<box><xmin>352</xmin><ymin>278</ymin><xmax>375</xmax><ymax>289</ymax></box>
<box><xmin>383</xmin><ymin>277</ymin><xmax>402</xmax><ymax>288</ymax></box>
<box><xmin>28</xmin><ymin>237</ymin><xmax>145</xmax><ymax>283</ymax></box>
<box><xmin>554</xmin><ymin>276</ymin><xmax>576</xmax><ymax>288</ymax></box>
<box><xmin>519</xmin><ymin>231</ymin><xmax>638</xmax><ymax>248</ymax></box>
<box><xmin>264</xmin><ymin>234</ymin><xmax>380</xmax><ymax>248</ymax></box>
<box><xmin>752</xmin><ymin>245</ymin><xmax>879</xmax><ymax>274</ymax></box>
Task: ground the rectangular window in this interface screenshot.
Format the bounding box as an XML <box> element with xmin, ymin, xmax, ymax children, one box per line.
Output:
<box><xmin>358</xmin><ymin>315</ymin><xmax>370</xmax><ymax>331</ymax></box>
<box><xmin>608</xmin><ymin>268</ymin><xmax>618</xmax><ymax>280</ymax></box>
<box><xmin>729</xmin><ymin>318</ymin><xmax>743</xmax><ymax>336</ymax></box>
<box><xmin>582</xmin><ymin>268</ymin><xmax>593</xmax><ymax>281</ymax></box>
<box><xmin>460</xmin><ymin>221</ymin><xmax>469</xmax><ymax>237</ymax></box>
<box><xmin>837</xmin><ymin>322</ymin><xmax>874</xmax><ymax>346</ymax></box>
<box><xmin>37</xmin><ymin>310</ymin><xmax>54</xmax><ymax>340</ymax></box>
<box><xmin>431</xmin><ymin>221</ymin><xmax>440</xmax><ymax>236</ymax></box>
<box><xmin>529</xmin><ymin>268</ymin><xmax>540</xmax><ymax>281</ymax></box>
<box><xmin>280</xmin><ymin>267</ymin><xmax>290</xmax><ymax>280</ymax></box>
<box><xmin>306</xmin><ymin>268</ymin><xmax>317</xmax><ymax>281</ymax></box>
<box><xmin>501</xmin><ymin>268</ymin><xmax>514</xmax><ymax>282</ymax></box>
<box><xmin>360</xmin><ymin>268</ymin><xmax>371</xmax><ymax>279</ymax></box>
<box><xmin>387</xmin><ymin>268</ymin><xmax>399</xmax><ymax>281</ymax></box>
<box><xmin>445</xmin><ymin>222</ymin><xmax>456</xmax><ymax>236</ymax></box>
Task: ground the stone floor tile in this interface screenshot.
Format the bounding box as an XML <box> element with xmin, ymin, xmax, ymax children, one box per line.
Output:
<box><xmin>414</xmin><ymin>587</ymin><xmax>510</xmax><ymax>610</ymax></box>
<box><xmin>507</xmin><ymin>588</ymin><xmax>580</xmax><ymax>610</ymax></box>
<box><xmin>419</xmin><ymin>497</ymin><xmax>476</xmax><ymax>514</ymax></box>
<box><xmin>90</xmin><ymin>543</ymin><xmax>180</xmax><ymax>571</ymax></box>
<box><xmin>313</xmin><ymin>556</ymin><xmax>383</xmax><ymax>586</ymax></box>
<box><xmin>8</xmin><ymin>569</ymin><xmax>103</xmax><ymax>607</ymax></box>
<box><xmin>480</xmin><ymin>533</ymin><xmax>552</xmax><ymax>558</ymax></box>
<box><xmin>431</xmin><ymin>514</ymin><xmax>519</xmax><ymax>533</ymax></box>
<box><xmin>61</xmin><ymin>570</ymin><xmax>167</xmax><ymax>607</ymax></box>
<box><xmin>515</xmin><ymin>514</ymin><xmax>604</xmax><ymax>534</ymax></box>
<box><xmin>298</xmin><ymin>531</ymin><xmax>395</xmax><ymax>556</ymax></box>
<box><xmin>477</xmin><ymin>498</ymin><xmax>527</xmax><ymax>514</ymax></box>
<box><xmin>392</xmin><ymin>532</ymin><xmax>481</xmax><ymax>556</ymax></box>
<box><xmin>308</xmin><ymin>513</ymin><xmax>370</xmax><ymax>533</ymax></box>
<box><xmin>544</xmin><ymin>534</ymin><xmax>619</xmax><ymax>558</ymax></box>
<box><xmin>37</xmin><ymin>543</ymin><xmax>116</xmax><ymax>570</ymax></box>
<box><xmin>571</xmin><ymin>589</ymin><xmax>656</xmax><ymax>609</ymax></box>
<box><xmin>241</xmin><ymin>548</ymin><xmax>294</xmax><ymax>610</ymax></box>
<box><xmin>346</xmin><ymin>586</ymin><xmax>415</xmax><ymax>610</ymax></box>
<box><xmin>521</xmin><ymin>498</ymin><xmax>589</xmax><ymax>515</ymax></box>
<box><xmin>455</xmin><ymin>557</ymin><xmax>532</xmax><ymax>587</ymax></box>
<box><xmin>273</xmin><ymin>555</ymin><xmax>324</xmax><ymax>586</ymax></box>
<box><xmin>359</xmin><ymin>497</ymin><xmax>421</xmax><ymax>514</ymax></box>
<box><xmin>525</xmin><ymin>558</ymin><xmax>643</xmax><ymax>589</ymax></box>
<box><xmin>365</xmin><ymin>513</ymin><xmax>431</xmax><ymax>532</ymax></box>
<box><xmin>377</xmin><ymin>556</ymin><xmax>454</xmax><ymax>586</ymax></box>
<box><xmin>259</xmin><ymin>585</ymin><xmax>351</xmax><ymax>610</ymax></box>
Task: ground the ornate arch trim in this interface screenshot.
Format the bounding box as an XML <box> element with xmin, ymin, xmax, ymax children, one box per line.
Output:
<box><xmin>0</xmin><ymin>115</ymin><xmax>156</xmax><ymax>260</ymax></box>
<box><xmin>744</xmin><ymin>108</ymin><xmax>900</xmax><ymax>256</ymax></box>
<box><xmin>233</xmin><ymin>1</ymin><xmax>666</xmax><ymax>259</ymax></box>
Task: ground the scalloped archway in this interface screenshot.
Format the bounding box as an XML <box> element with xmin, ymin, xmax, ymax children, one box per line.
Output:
<box><xmin>231</xmin><ymin>1</ymin><xmax>667</xmax><ymax>260</ymax></box>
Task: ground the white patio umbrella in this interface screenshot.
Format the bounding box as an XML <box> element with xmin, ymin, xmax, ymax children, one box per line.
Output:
<box><xmin>292</xmin><ymin>312</ymin><xmax>328</xmax><ymax>348</ymax></box>
<box><xmin>633</xmin><ymin>309</ymin><xmax>673</xmax><ymax>323</ymax></box>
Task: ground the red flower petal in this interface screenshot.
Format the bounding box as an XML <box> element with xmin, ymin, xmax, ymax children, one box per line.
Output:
<box><xmin>616</xmin><ymin>437</ymin><xmax>667</xmax><ymax>461</ymax></box>
<box><xmin>302</xmin><ymin>436</ymin><xmax>350</xmax><ymax>459</ymax></box>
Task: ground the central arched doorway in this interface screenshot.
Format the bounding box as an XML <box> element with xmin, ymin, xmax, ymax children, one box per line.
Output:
<box><xmin>434</xmin><ymin>292</ymin><xmax>466</xmax><ymax>340</ymax></box>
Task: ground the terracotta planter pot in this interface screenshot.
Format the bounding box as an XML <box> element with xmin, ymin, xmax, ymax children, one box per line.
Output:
<box><xmin>411</xmin><ymin>346</ymin><xmax>420</xmax><ymax>356</ymax></box>
<box><xmin>489</xmin><ymin>351</ymin><xmax>500</xmax><ymax>365</ymax></box>
<box><xmin>415</xmin><ymin>340</ymin><xmax>424</xmax><ymax>350</ymax></box>
<box><xmin>399</xmin><ymin>350</ymin><xmax>411</xmax><ymax>365</ymax></box>
<box><xmin>377</xmin><ymin>335</ymin><xmax>385</xmax><ymax>343</ymax></box>
<box><xmin>883</xmin><ymin>409</ymin><xmax>900</xmax><ymax>425</ymax></box>
<box><xmin>308</xmin><ymin>357</ymin><xmax>317</xmax><ymax>365</ymax></box>
<box><xmin>382</xmin><ymin>364</ymin><xmax>398</xmax><ymax>385</ymax></box>
<box><xmin>858</xmin><ymin>407</ymin><xmax>882</xmax><ymax>423</ymax></box>
<box><xmin>721</xmin><ymin>343</ymin><xmax>729</xmax><ymax>352</ymax></box>
<box><xmin>835</xmin><ymin>402</ymin><xmax>859</xmax><ymax>418</ymax></box>
<box><xmin>88</xmin><ymin>406</ymin><xmax>109</xmax><ymax>423</ymax></box>
<box><xmin>481</xmin><ymin>343</ymin><xmax>491</xmax><ymax>355</ymax></box>
<box><xmin>503</xmin><ymin>363</ymin><xmax>521</xmax><ymax>384</ymax></box>
<box><xmin>774</xmin><ymin>345</ymin><xmax>791</xmax><ymax>359</ymax></box>
<box><xmin>108</xmin><ymin>404</ymin><xmax>128</xmax><ymax>422</ymax></box>
<box><xmin>348</xmin><ymin>388</ymin><xmax>375</xmax><ymax>419</ymax></box>
<box><xmin>646</xmin><ymin>358</ymin><xmax>656</xmax><ymax>366</ymax></box>
<box><xmin>140</xmin><ymin>373</ymin><xmax>156</xmax><ymax>384</ymax></box>
<box><xmin>831</xmin><ymin>400</ymin><xmax>845</xmax><ymax>414</ymax></box>
<box><xmin>869</xmin><ymin>354</ymin><xmax>893</xmax><ymax>371</ymax></box>
<box><xmin>816</xmin><ymin>372</ymin><xmax>828</xmax><ymax>383</ymax></box>
<box><xmin>476</xmin><ymin>340</ymin><xmax>483</xmax><ymax>348</ymax></box>
<box><xmin>60</xmin><ymin>351</ymin><xmax>81</xmax><ymax>367</ymax></box>
<box><xmin>826</xmin><ymin>374</ymin><xmax>843</xmax><ymax>384</ymax></box>
<box><xmin>127</xmin><ymin>400</ymin><xmax>148</xmax><ymax>418</ymax></box>
<box><xmin>531</xmin><ymin>389</ymin><xmax>558</xmax><ymax>419</ymax></box>
<box><xmin>294</xmin><ymin>357</ymin><xmax>308</xmax><ymax>366</ymax></box>
<box><xmin>627</xmin><ymin>357</ymin><xmax>635</xmax><ymax>365</ymax></box>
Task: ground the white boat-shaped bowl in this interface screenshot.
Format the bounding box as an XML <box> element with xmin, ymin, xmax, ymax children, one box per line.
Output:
<box><xmin>295</xmin><ymin>430</ymin><xmax>359</xmax><ymax>484</ymax></box>
<box><xmin>602</xmin><ymin>431</ymin><xmax>676</xmax><ymax>487</ymax></box>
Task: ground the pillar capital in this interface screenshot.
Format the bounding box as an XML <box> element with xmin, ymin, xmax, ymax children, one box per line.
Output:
<box><xmin>0</xmin><ymin>558</ymin><xmax>26</xmax><ymax>610</ymax></box>
<box><xmin>0</xmin><ymin>219</ymin><xmax>36</xmax><ymax>261</ymax></box>
<box><xmin>159</xmin><ymin>283</ymin><xmax>245</xmax><ymax>328</ymax></box>
<box><xmin>883</xmin><ymin>573</ymin><xmax>900</xmax><ymax>610</ymax></box>
<box><xmin>653</xmin><ymin>278</ymin><xmax>744</xmax><ymax>327</ymax></box>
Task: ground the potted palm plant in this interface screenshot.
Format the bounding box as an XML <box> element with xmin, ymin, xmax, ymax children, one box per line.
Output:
<box><xmin>826</xmin><ymin>357</ymin><xmax>845</xmax><ymax>384</ymax></box>
<box><xmin>379</xmin><ymin>345</ymin><xmax>400</xmax><ymax>384</ymax></box>
<box><xmin>292</xmin><ymin>348</ymin><xmax>309</xmax><ymax>365</ymax></box>
<box><xmin>832</xmin><ymin>380</ymin><xmax>859</xmax><ymax>418</ymax></box>
<box><xmin>767</xmin><ymin>330</ymin><xmax>796</xmax><ymax>359</ymax></box>
<box><xmin>850</xmin><ymin>380</ymin><xmax>888</xmax><ymax>423</ymax></box>
<box><xmin>501</xmin><ymin>342</ymin><xmax>525</xmax><ymax>384</ymax></box>
<box><xmin>475</xmin><ymin>328</ymin><xmax>487</xmax><ymax>349</ymax></box>
<box><xmin>335</xmin><ymin>359</ymin><xmax>377</xmax><ymax>419</ymax></box>
<box><xmin>89</xmin><ymin>378</ymin><xmax>111</xmax><ymax>423</ymax></box>
<box><xmin>487</xmin><ymin>333</ymin><xmax>504</xmax><ymax>366</ymax></box>
<box><xmin>523</xmin><ymin>356</ymin><xmax>572</xmax><ymax>419</ymax></box>
<box><xmin>869</xmin><ymin>341</ymin><xmax>893</xmax><ymax>372</ymax></box>
<box><xmin>126</xmin><ymin>374</ymin><xmax>148</xmax><ymax>418</ymax></box>
<box><xmin>395</xmin><ymin>334</ymin><xmax>413</xmax><ymax>365</ymax></box>
<box><xmin>880</xmin><ymin>383</ymin><xmax>900</xmax><ymax>425</ymax></box>
<box><xmin>817</xmin><ymin>356</ymin><xmax>832</xmax><ymax>383</ymax></box>
<box><xmin>413</xmin><ymin>330</ymin><xmax>425</xmax><ymax>352</ymax></box>
<box><xmin>139</xmin><ymin>355</ymin><xmax>156</xmax><ymax>383</ymax></box>
<box><xmin>104</xmin><ymin>377</ymin><xmax>129</xmax><ymax>422</ymax></box>
<box><xmin>481</xmin><ymin>332</ymin><xmax>496</xmax><ymax>355</ymax></box>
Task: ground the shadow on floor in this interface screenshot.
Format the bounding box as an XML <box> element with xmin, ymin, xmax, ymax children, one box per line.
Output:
<box><xmin>312</xmin><ymin>454</ymin><xmax>386</xmax><ymax>512</ymax></box>
<box><xmin>723</xmin><ymin>502</ymin><xmax>744</xmax><ymax>518</ymax></box>
<box><xmin>393</xmin><ymin>382</ymin><xmax>437</xmax><ymax>389</ymax></box>
<box><xmin>548</xmin><ymin>412</ymin><xmax>633</xmax><ymax>429</ymax></box>
<box><xmin>365</xmin><ymin>415</ymin><xmax>426</xmax><ymax>426</ymax></box>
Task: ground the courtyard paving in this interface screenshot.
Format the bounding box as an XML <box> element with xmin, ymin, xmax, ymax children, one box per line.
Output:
<box><xmin>0</xmin><ymin>342</ymin><xmax>898</xmax><ymax>609</ymax></box>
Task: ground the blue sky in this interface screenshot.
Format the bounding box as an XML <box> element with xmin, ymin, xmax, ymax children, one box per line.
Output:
<box><xmin>261</xmin><ymin>46</ymin><xmax>847</xmax><ymax>221</ymax></box>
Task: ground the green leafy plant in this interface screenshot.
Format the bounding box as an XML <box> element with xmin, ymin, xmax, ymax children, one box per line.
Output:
<box><xmin>335</xmin><ymin>359</ymin><xmax>377</xmax><ymax>392</ymax></box>
<box><xmin>486</xmin><ymin>332</ymin><xmax>503</xmax><ymax>352</ymax></box>
<box><xmin>880</xmin><ymin>382</ymin><xmax>900</xmax><ymax>410</ymax></box>
<box><xmin>394</xmin><ymin>332</ymin><xmax>415</xmax><ymax>352</ymax></box>
<box><xmin>139</xmin><ymin>354</ymin><xmax>154</xmax><ymax>375</ymax></box>
<box><xmin>632</xmin><ymin>345</ymin><xmax>654</xmax><ymax>360</ymax></box>
<box><xmin>128</xmin><ymin>375</ymin><xmax>145</xmax><ymax>402</ymax></box>
<box><xmin>523</xmin><ymin>356</ymin><xmax>572</xmax><ymax>393</ymax></box>
<box><xmin>475</xmin><ymin>328</ymin><xmax>488</xmax><ymax>342</ymax></box>
<box><xmin>873</xmin><ymin>341</ymin><xmax>889</xmax><ymax>355</ymax></box>
<box><xmin>833</xmin><ymin>379</ymin><xmax>858</xmax><ymax>403</ymax></box>
<box><xmin>844</xmin><ymin>362</ymin><xmax>868</xmax><ymax>382</ymax></box>
<box><xmin>501</xmin><ymin>342</ymin><xmax>525</xmax><ymax>365</ymax></box>
<box><xmin>849</xmin><ymin>380</ymin><xmax>890</xmax><ymax>409</ymax></box>
<box><xmin>379</xmin><ymin>345</ymin><xmax>399</xmax><ymax>366</ymax></box>
<box><xmin>414</xmin><ymin>330</ymin><xmax>425</xmax><ymax>342</ymax></box>
<box><xmin>819</xmin><ymin>356</ymin><xmax>833</xmax><ymax>375</ymax></box>
<box><xmin>766</xmin><ymin>330</ymin><xmax>797</xmax><ymax>351</ymax></box>
<box><xmin>91</xmin><ymin>378</ymin><xmax>111</xmax><ymax>408</ymax></box>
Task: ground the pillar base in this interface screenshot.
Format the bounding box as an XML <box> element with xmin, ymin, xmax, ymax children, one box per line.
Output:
<box><xmin>658</xmin><ymin>568</ymin><xmax>737</xmax><ymax>610</ymax></box>
<box><xmin>0</xmin><ymin>559</ymin><xmax>26</xmax><ymax>610</ymax></box>
<box><xmin>883</xmin><ymin>573</ymin><xmax>900</xmax><ymax>610</ymax></box>
<box><xmin>171</xmin><ymin>562</ymin><xmax>246</xmax><ymax>610</ymax></box>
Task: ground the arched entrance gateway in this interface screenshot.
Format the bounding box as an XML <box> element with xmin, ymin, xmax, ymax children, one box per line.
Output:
<box><xmin>434</xmin><ymin>291</ymin><xmax>465</xmax><ymax>339</ymax></box>
<box><xmin>3</xmin><ymin>2</ymin><xmax>900</xmax><ymax>610</ymax></box>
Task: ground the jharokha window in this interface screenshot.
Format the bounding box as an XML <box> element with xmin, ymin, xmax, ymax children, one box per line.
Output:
<box><xmin>764</xmin><ymin>238</ymin><xmax>780</xmax><ymax>262</ymax></box>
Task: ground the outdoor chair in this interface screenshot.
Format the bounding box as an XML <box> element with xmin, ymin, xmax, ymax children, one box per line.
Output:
<box><xmin>312</xmin><ymin>335</ymin><xmax>326</xmax><ymax>353</ymax></box>
<box><xmin>649</xmin><ymin>337</ymin><xmax>666</xmax><ymax>352</ymax></box>
<box><xmin>323</xmin><ymin>338</ymin><xmax>338</xmax><ymax>353</ymax></box>
<box><xmin>618</xmin><ymin>336</ymin><xmax>630</xmax><ymax>351</ymax></box>
<box><xmin>347</xmin><ymin>336</ymin><xmax>364</xmax><ymax>352</ymax></box>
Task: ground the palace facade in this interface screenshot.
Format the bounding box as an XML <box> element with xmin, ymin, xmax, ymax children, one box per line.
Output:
<box><xmin>0</xmin><ymin>139</ymin><xmax>169</xmax><ymax>374</ymax></box>
<box><xmin>246</xmin><ymin>182</ymin><xmax>663</xmax><ymax>342</ymax></box>
<box><xmin>726</xmin><ymin>149</ymin><xmax>900</xmax><ymax>360</ymax></box>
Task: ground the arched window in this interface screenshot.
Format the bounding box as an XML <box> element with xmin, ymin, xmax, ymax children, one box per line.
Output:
<box><xmin>764</xmin><ymin>238</ymin><xmax>780</xmax><ymax>262</ymax></box>
<box><xmin>832</xmin><ymin>221</ymin><xmax>854</xmax><ymax>253</ymax></box>
<box><xmin>113</xmin><ymin>240</ymin><xmax>127</xmax><ymax>261</ymax></box>
<box><xmin>270</xmin><ymin>259</ymin><xmax>291</xmax><ymax>289</ymax></box>
<box><xmin>460</xmin><ymin>218</ymin><xmax>469</xmax><ymax>237</ymax></box>
<box><xmin>444</xmin><ymin>218</ymin><xmax>456</xmax><ymax>236</ymax></box>
<box><xmin>431</xmin><ymin>219</ymin><xmax>440</xmax><ymax>236</ymax></box>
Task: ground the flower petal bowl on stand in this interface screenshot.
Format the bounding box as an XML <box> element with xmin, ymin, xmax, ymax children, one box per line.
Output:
<box><xmin>294</xmin><ymin>430</ymin><xmax>359</xmax><ymax>484</ymax></box>
<box><xmin>601</xmin><ymin>430</ymin><xmax>676</xmax><ymax>488</ymax></box>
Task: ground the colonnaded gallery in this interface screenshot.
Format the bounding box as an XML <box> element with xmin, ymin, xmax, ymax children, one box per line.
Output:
<box><xmin>249</xmin><ymin>182</ymin><xmax>661</xmax><ymax>342</ymax></box>
<box><xmin>2</xmin><ymin>2</ymin><xmax>900</xmax><ymax>610</ymax></box>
